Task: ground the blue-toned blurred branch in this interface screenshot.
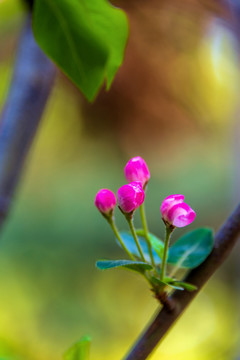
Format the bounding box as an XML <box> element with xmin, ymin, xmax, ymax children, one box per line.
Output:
<box><xmin>124</xmin><ymin>202</ymin><xmax>240</xmax><ymax>360</ymax></box>
<box><xmin>0</xmin><ymin>15</ymin><xmax>55</xmax><ymax>230</ymax></box>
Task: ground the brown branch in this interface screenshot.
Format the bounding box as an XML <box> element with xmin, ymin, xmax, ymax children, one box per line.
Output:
<box><xmin>124</xmin><ymin>202</ymin><xmax>240</xmax><ymax>360</ymax></box>
<box><xmin>0</xmin><ymin>15</ymin><xmax>55</xmax><ymax>230</ymax></box>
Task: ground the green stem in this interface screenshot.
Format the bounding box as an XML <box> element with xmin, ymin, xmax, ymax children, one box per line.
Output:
<box><xmin>160</xmin><ymin>226</ymin><xmax>174</xmax><ymax>281</ymax></box>
<box><xmin>140</xmin><ymin>204</ymin><xmax>156</xmax><ymax>268</ymax></box>
<box><xmin>127</xmin><ymin>217</ymin><xmax>146</xmax><ymax>262</ymax></box>
<box><xmin>108</xmin><ymin>218</ymin><xmax>136</xmax><ymax>261</ymax></box>
<box><xmin>109</xmin><ymin>216</ymin><xmax>152</xmax><ymax>287</ymax></box>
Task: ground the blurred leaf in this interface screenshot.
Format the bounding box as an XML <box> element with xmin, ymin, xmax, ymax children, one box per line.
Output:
<box><xmin>167</xmin><ymin>284</ymin><xmax>184</xmax><ymax>291</ymax></box>
<box><xmin>151</xmin><ymin>276</ymin><xmax>184</xmax><ymax>291</ymax></box>
<box><xmin>119</xmin><ymin>231</ymin><xmax>162</xmax><ymax>264</ymax></box>
<box><xmin>164</xmin><ymin>276</ymin><xmax>176</xmax><ymax>282</ymax></box>
<box><xmin>33</xmin><ymin>0</ymin><xmax>128</xmax><ymax>101</ymax></box>
<box><xmin>168</xmin><ymin>228</ymin><xmax>214</xmax><ymax>269</ymax></box>
<box><xmin>96</xmin><ymin>259</ymin><xmax>152</xmax><ymax>273</ymax></box>
<box><xmin>171</xmin><ymin>281</ymin><xmax>197</xmax><ymax>292</ymax></box>
<box><xmin>137</xmin><ymin>229</ymin><xmax>164</xmax><ymax>260</ymax></box>
<box><xmin>63</xmin><ymin>336</ymin><xmax>91</xmax><ymax>360</ymax></box>
<box><xmin>151</xmin><ymin>276</ymin><xmax>168</xmax><ymax>288</ymax></box>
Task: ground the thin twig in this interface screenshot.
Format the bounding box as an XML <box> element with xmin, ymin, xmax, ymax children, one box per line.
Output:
<box><xmin>124</xmin><ymin>203</ymin><xmax>240</xmax><ymax>360</ymax></box>
<box><xmin>0</xmin><ymin>15</ymin><xmax>55</xmax><ymax>231</ymax></box>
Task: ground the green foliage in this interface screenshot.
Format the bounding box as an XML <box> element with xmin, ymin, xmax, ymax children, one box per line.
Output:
<box><xmin>150</xmin><ymin>276</ymin><xmax>169</xmax><ymax>288</ymax></box>
<box><xmin>151</xmin><ymin>276</ymin><xmax>197</xmax><ymax>291</ymax></box>
<box><xmin>63</xmin><ymin>336</ymin><xmax>91</xmax><ymax>360</ymax></box>
<box><xmin>136</xmin><ymin>229</ymin><xmax>164</xmax><ymax>261</ymax></box>
<box><xmin>171</xmin><ymin>281</ymin><xmax>197</xmax><ymax>291</ymax></box>
<box><xmin>167</xmin><ymin>228</ymin><xmax>214</xmax><ymax>269</ymax></box>
<box><xmin>96</xmin><ymin>259</ymin><xmax>152</xmax><ymax>273</ymax></box>
<box><xmin>33</xmin><ymin>0</ymin><xmax>128</xmax><ymax>101</ymax></box>
<box><xmin>98</xmin><ymin>227</ymin><xmax>213</xmax><ymax>297</ymax></box>
<box><xmin>119</xmin><ymin>231</ymin><xmax>163</xmax><ymax>263</ymax></box>
<box><xmin>110</xmin><ymin>228</ymin><xmax>212</xmax><ymax>292</ymax></box>
<box><xmin>151</xmin><ymin>276</ymin><xmax>184</xmax><ymax>291</ymax></box>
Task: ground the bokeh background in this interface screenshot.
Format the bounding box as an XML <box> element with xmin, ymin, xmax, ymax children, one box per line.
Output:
<box><xmin>0</xmin><ymin>0</ymin><xmax>240</xmax><ymax>359</ymax></box>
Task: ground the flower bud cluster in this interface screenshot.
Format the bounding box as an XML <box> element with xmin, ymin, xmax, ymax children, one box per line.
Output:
<box><xmin>95</xmin><ymin>156</ymin><xmax>148</xmax><ymax>217</ymax></box>
<box><xmin>95</xmin><ymin>156</ymin><xmax>195</xmax><ymax>229</ymax></box>
<box><xmin>95</xmin><ymin>156</ymin><xmax>199</xmax><ymax>301</ymax></box>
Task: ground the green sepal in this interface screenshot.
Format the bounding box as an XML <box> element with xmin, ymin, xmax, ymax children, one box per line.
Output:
<box><xmin>63</xmin><ymin>335</ymin><xmax>91</xmax><ymax>360</ymax></box>
<box><xmin>167</xmin><ymin>228</ymin><xmax>214</xmax><ymax>269</ymax></box>
<box><xmin>96</xmin><ymin>259</ymin><xmax>152</xmax><ymax>273</ymax></box>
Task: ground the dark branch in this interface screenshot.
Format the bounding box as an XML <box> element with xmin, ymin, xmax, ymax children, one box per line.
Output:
<box><xmin>0</xmin><ymin>15</ymin><xmax>55</xmax><ymax>230</ymax></box>
<box><xmin>124</xmin><ymin>203</ymin><xmax>240</xmax><ymax>360</ymax></box>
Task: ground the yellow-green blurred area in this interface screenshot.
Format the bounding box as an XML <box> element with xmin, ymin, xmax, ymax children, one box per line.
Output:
<box><xmin>0</xmin><ymin>0</ymin><xmax>240</xmax><ymax>359</ymax></box>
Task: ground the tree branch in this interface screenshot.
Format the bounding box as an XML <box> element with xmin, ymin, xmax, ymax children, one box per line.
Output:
<box><xmin>0</xmin><ymin>15</ymin><xmax>55</xmax><ymax>230</ymax></box>
<box><xmin>124</xmin><ymin>202</ymin><xmax>240</xmax><ymax>360</ymax></box>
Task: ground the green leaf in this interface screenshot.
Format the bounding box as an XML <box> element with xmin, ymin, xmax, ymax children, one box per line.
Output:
<box><xmin>96</xmin><ymin>259</ymin><xmax>152</xmax><ymax>273</ymax></box>
<box><xmin>151</xmin><ymin>276</ymin><xmax>168</xmax><ymax>288</ymax></box>
<box><xmin>119</xmin><ymin>231</ymin><xmax>164</xmax><ymax>264</ymax></box>
<box><xmin>63</xmin><ymin>335</ymin><xmax>91</xmax><ymax>360</ymax></box>
<box><xmin>151</xmin><ymin>276</ymin><xmax>197</xmax><ymax>292</ymax></box>
<box><xmin>167</xmin><ymin>284</ymin><xmax>185</xmax><ymax>291</ymax></box>
<box><xmin>171</xmin><ymin>281</ymin><xmax>197</xmax><ymax>291</ymax></box>
<box><xmin>151</xmin><ymin>276</ymin><xmax>184</xmax><ymax>291</ymax></box>
<box><xmin>163</xmin><ymin>276</ymin><xmax>176</xmax><ymax>283</ymax></box>
<box><xmin>168</xmin><ymin>228</ymin><xmax>214</xmax><ymax>269</ymax></box>
<box><xmin>33</xmin><ymin>0</ymin><xmax>128</xmax><ymax>101</ymax></box>
<box><xmin>136</xmin><ymin>229</ymin><xmax>164</xmax><ymax>260</ymax></box>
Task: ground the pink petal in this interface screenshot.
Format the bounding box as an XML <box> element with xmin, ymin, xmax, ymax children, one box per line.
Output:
<box><xmin>95</xmin><ymin>189</ymin><xmax>116</xmax><ymax>214</ymax></box>
<box><xmin>117</xmin><ymin>181</ymin><xmax>145</xmax><ymax>213</ymax></box>
<box><xmin>167</xmin><ymin>202</ymin><xmax>196</xmax><ymax>227</ymax></box>
<box><xmin>124</xmin><ymin>156</ymin><xmax>150</xmax><ymax>186</ymax></box>
<box><xmin>160</xmin><ymin>194</ymin><xmax>184</xmax><ymax>217</ymax></box>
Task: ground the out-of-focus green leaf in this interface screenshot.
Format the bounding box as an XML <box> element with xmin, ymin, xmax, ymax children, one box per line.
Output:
<box><xmin>151</xmin><ymin>276</ymin><xmax>184</xmax><ymax>291</ymax></box>
<box><xmin>167</xmin><ymin>228</ymin><xmax>214</xmax><ymax>269</ymax></box>
<box><xmin>171</xmin><ymin>281</ymin><xmax>197</xmax><ymax>291</ymax></box>
<box><xmin>151</xmin><ymin>276</ymin><xmax>167</xmax><ymax>288</ymax></box>
<box><xmin>167</xmin><ymin>284</ymin><xmax>184</xmax><ymax>291</ymax></box>
<box><xmin>119</xmin><ymin>231</ymin><xmax>163</xmax><ymax>264</ymax></box>
<box><xmin>96</xmin><ymin>259</ymin><xmax>152</xmax><ymax>273</ymax></box>
<box><xmin>33</xmin><ymin>0</ymin><xmax>128</xmax><ymax>101</ymax></box>
<box><xmin>63</xmin><ymin>336</ymin><xmax>91</xmax><ymax>360</ymax></box>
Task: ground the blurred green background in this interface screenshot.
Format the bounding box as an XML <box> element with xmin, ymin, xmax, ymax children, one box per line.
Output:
<box><xmin>0</xmin><ymin>0</ymin><xmax>240</xmax><ymax>359</ymax></box>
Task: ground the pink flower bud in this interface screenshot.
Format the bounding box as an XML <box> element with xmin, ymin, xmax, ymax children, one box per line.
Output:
<box><xmin>95</xmin><ymin>189</ymin><xmax>116</xmax><ymax>216</ymax></box>
<box><xmin>124</xmin><ymin>156</ymin><xmax>150</xmax><ymax>187</ymax></box>
<box><xmin>160</xmin><ymin>194</ymin><xmax>196</xmax><ymax>228</ymax></box>
<box><xmin>117</xmin><ymin>181</ymin><xmax>145</xmax><ymax>214</ymax></box>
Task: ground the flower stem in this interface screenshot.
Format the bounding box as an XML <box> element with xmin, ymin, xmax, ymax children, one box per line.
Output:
<box><xmin>108</xmin><ymin>218</ymin><xmax>136</xmax><ymax>261</ymax></box>
<box><xmin>140</xmin><ymin>204</ymin><xmax>156</xmax><ymax>268</ymax></box>
<box><xmin>160</xmin><ymin>225</ymin><xmax>174</xmax><ymax>281</ymax></box>
<box><xmin>127</xmin><ymin>217</ymin><xmax>146</xmax><ymax>262</ymax></box>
